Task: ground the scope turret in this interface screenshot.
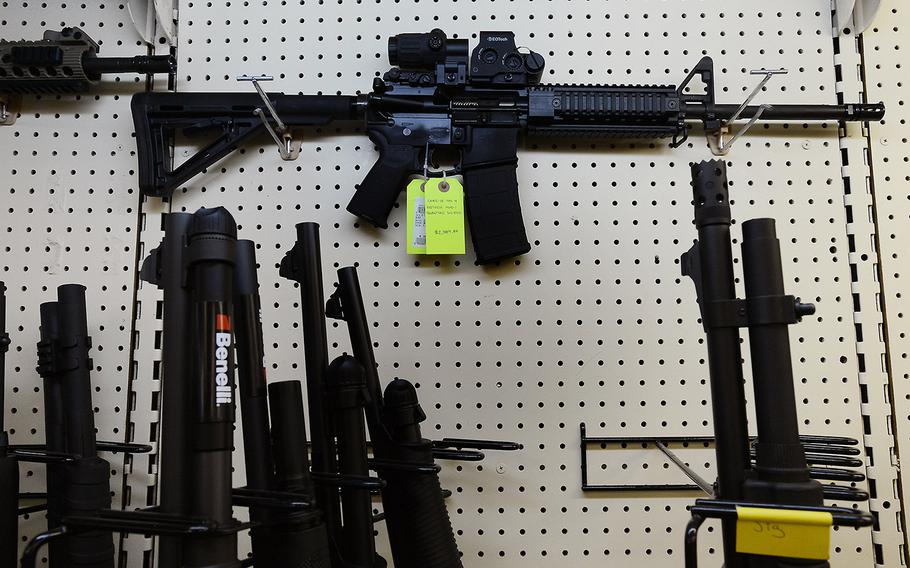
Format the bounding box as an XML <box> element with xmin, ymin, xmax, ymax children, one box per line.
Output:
<box><xmin>388</xmin><ymin>29</ymin><xmax>468</xmax><ymax>70</ymax></box>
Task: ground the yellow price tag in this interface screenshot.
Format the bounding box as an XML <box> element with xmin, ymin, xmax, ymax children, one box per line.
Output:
<box><xmin>405</xmin><ymin>179</ymin><xmax>427</xmax><ymax>255</ymax></box>
<box><xmin>735</xmin><ymin>506</ymin><xmax>832</xmax><ymax>560</ymax></box>
<box><xmin>424</xmin><ymin>177</ymin><xmax>465</xmax><ymax>255</ymax></box>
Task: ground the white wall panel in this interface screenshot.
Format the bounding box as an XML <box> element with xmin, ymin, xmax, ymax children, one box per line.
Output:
<box><xmin>4</xmin><ymin>0</ymin><xmax>903</xmax><ymax>566</ymax></box>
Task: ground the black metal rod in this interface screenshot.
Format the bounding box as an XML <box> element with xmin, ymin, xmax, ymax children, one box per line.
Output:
<box><xmin>686</xmin><ymin>160</ymin><xmax>750</xmax><ymax>567</ymax></box>
<box><xmin>332</xmin><ymin>266</ymin><xmax>464</xmax><ymax>567</ymax></box>
<box><xmin>690</xmin><ymin>499</ymin><xmax>873</xmax><ymax>527</ymax></box>
<box><xmin>56</xmin><ymin>285</ymin><xmax>97</xmax><ymax>459</ymax></box>
<box><xmin>750</xmin><ymin>450</ymin><xmax>861</xmax><ymax>469</ymax></box>
<box><xmin>268</xmin><ymin>381</ymin><xmax>315</xmax><ymax>499</ymax></box>
<box><xmin>267</xmin><ymin>380</ymin><xmax>333</xmax><ymax>568</ymax></box>
<box><xmin>94</xmin><ymin>441</ymin><xmax>153</xmax><ymax>454</ymax></box>
<box><xmin>684</xmin><ymin>514</ymin><xmax>705</xmax><ymax>568</ymax></box>
<box><xmin>434</xmin><ymin>438</ymin><xmax>522</xmax><ymax>451</ymax></box>
<box><xmin>279</xmin><ymin>222</ymin><xmax>342</xmax><ymax>554</ymax></box>
<box><xmin>685</xmin><ymin>102</ymin><xmax>886</xmax><ymax>122</ymax></box>
<box><xmin>0</xmin><ymin>281</ymin><xmax>18</xmax><ymax>568</ymax></box>
<box><xmin>807</xmin><ymin>467</ymin><xmax>865</xmax><ymax>483</ymax></box>
<box><xmin>334</xmin><ymin>267</ymin><xmax>384</xmax><ymax>433</ymax></box>
<box><xmin>20</xmin><ymin>526</ymin><xmax>69</xmax><ymax>568</ymax></box>
<box><xmin>233</xmin><ymin>240</ymin><xmax>276</xmax><ymax>563</ymax></box>
<box><xmin>18</xmin><ymin>502</ymin><xmax>49</xmax><ymax>515</ymax></box>
<box><xmin>37</xmin><ymin>301</ymin><xmax>66</xmax><ymax>563</ymax></box>
<box><xmin>0</xmin><ymin>281</ymin><xmax>7</xmax><ymax>434</ymax></box>
<box><xmin>42</xmin><ymin>286</ymin><xmax>113</xmax><ymax>567</ymax></box>
<box><xmin>37</xmin><ymin>304</ymin><xmax>65</xmax><ymax>452</ymax></box>
<box><xmin>796</xmin><ymin>434</ymin><xmax>859</xmax><ymax>446</ymax></box>
<box><xmin>741</xmin><ymin>219</ymin><xmax>811</xmax><ymax>482</ymax></box>
<box><xmin>738</xmin><ymin>220</ymin><xmax>827</xmax><ymax>568</ymax></box>
<box><xmin>231</xmin><ymin>487</ymin><xmax>311</xmax><ymax>510</ymax></box>
<box><xmin>82</xmin><ymin>55</ymin><xmax>176</xmax><ymax>76</ymax></box>
<box><xmin>781</xmin><ymin>443</ymin><xmax>860</xmax><ymax>457</ymax></box>
<box><xmin>432</xmin><ymin>449</ymin><xmax>484</xmax><ymax>461</ymax></box>
<box><xmin>140</xmin><ymin>212</ymin><xmax>194</xmax><ymax>568</ymax></box>
<box><xmin>183</xmin><ymin>207</ymin><xmax>241</xmax><ymax>568</ymax></box>
<box><xmin>326</xmin><ymin>355</ymin><xmax>382</xmax><ymax>567</ymax></box>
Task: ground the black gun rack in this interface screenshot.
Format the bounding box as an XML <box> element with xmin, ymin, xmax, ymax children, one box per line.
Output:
<box><xmin>579</xmin><ymin>423</ymin><xmax>868</xmax><ymax>501</ymax></box>
<box><xmin>683</xmin><ymin>499</ymin><xmax>874</xmax><ymax>568</ymax></box>
<box><xmin>20</xmin><ymin>437</ymin><xmax>519</xmax><ymax>567</ymax></box>
<box><xmin>308</xmin><ymin>436</ymin><xmax>520</xmax><ymax>491</ymax></box>
<box><xmin>11</xmin><ymin>441</ymin><xmax>152</xmax><ymax>516</ymax></box>
<box><xmin>20</xmin><ymin>482</ymin><xmax>324</xmax><ymax>568</ymax></box>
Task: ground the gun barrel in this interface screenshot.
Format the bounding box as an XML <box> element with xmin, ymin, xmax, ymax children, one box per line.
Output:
<box><xmin>82</xmin><ymin>54</ymin><xmax>176</xmax><ymax>76</ymax></box>
<box><xmin>55</xmin><ymin>284</ymin><xmax>97</xmax><ymax>459</ymax></box>
<box><xmin>184</xmin><ymin>207</ymin><xmax>241</xmax><ymax>567</ymax></box>
<box><xmin>267</xmin><ymin>380</ymin><xmax>333</xmax><ymax>568</ymax></box>
<box><xmin>278</xmin><ymin>221</ymin><xmax>343</xmax><ymax>550</ymax></box>
<box><xmin>37</xmin><ymin>286</ymin><xmax>114</xmax><ymax>568</ymax></box>
<box><xmin>233</xmin><ymin>240</ymin><xmax>276</xmax><ymax>564</ymax></box>
<box><xmin>688</xmin><ymin>102</ymin><xmax>885</xmax><ymax>122</ymax></box>
<box><xmin>139</xmin><ymin>212</ymin><xmax>194</xmax><ymax>567</ymax></box>
<box><xmin>0</xmin><ymin>282</ymin><xmax>7</xmax><ymax>434</ymax></box>
<box><xmin>0</xmin><ymin>282</ymin><xmax>17</xmax><ymax>568</ymax></box>
<box><xmin>684</xmin><ymin>161</ymin><xmax>751</xmax><ymax>564</ymax></box>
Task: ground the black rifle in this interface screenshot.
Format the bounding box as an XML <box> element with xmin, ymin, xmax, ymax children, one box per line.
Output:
<box><xmin>325</xmin><ymin>355</ymin><xmax>386</xmax><ymax>568</ymax></box>
<box><xmin>266</xmin><ymin>380</ymin><xmax>333</xmax><ymax>568</ymax></box>
<box><xmin>234</xmin><ymin>241</ymin><xmax>332</xmax><ymax>568</ymax></box>
<box><xmin>0</xmin><ymin>282</ymin><xmax>17</xmax><ymax>568</ymax></box>
<box><xmin>0</xmin><ymin>27</ymin><xmax>175</xmax><ymax>123</ymax></box>
<box><xmin>182</xmin><ymin>208</ymin><xmax>242</xmax><ymax>568</ymax></box>
<box><xmin>35</xmin><ymin>285</ymin><xmax>114</xmax><ymax>568</ymax></box>
<box><xmin>233</xmin><ymin>240</ymin><xmax>277</xmax><ymax>563</ymax></box>
<box><xmin>280</xmin><ymin>222</ymin><xmax>520</xmax><ymax>566</ymax></box>
<box><xmin>132</xmin><ymin>29</ymin><xmax>884</xmax><ymax>263</ymax></box>
<box><xmin>143</xmin><ymin>208</ymin><xmax>243</xmax><ymax>567</ymax></box>
<box><xmin>278</xmin><ymin>222</ymin><xmax>344</xmax><ymax>565</ymax></box>
<box><xmin>140</xmin><ymin>213</ymin><xmax>195</xmax><ymax>567</ymax></box>
<box><xmin>326</xmin><ymin>266</ymin><xmax>463</xmax><ymax>568</ymax></box>
<box><xmin>681</xmin><ymin>161</ymin><xmax>832</xmax><ymax>568</ymax></box>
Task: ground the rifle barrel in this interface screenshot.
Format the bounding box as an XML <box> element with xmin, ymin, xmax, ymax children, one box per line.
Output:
<box><xmin>686</xmin><ymin>102</ymin><xmax>885</xmax><ymax>122</ymax></box>
<box><xmin>82</xmin><ymin>55</ymin><xmax>176</xmax><ymax>76</ymax></box>
<box><xmin>0</xmin><ymin>282</ymin><xmax>17</xmax><ymax>568</ymax></box>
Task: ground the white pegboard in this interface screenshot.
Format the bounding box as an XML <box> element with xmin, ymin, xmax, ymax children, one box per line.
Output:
<box><xmin>0</xmin><ymin>1</ymin><xmax>169</xmax><ymax>562</ymax></box>
<box><xmin>128</xmin><ymin>1</ymin><xmax>876</xmax><ymax>566</ymax></box>
<box><xmin>857</xmin><ymin>0</ymin><xmax>910</xmax><ymax>561</ymax></box>
<box><xmin>1</xmin><ymin>0</ymin><xmax>900</xmax><ymax>566</ymax></box>
<box><xmin>831</xmin><ymin>7</ymin><xmax>904</xmax><ymax>564</ymax></box>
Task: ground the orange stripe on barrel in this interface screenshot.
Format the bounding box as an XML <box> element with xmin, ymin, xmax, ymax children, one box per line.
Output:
<box><xmin>216</xmin><ymin>313</ymin><xmax>231</xmax><ymax>331</ymax></box>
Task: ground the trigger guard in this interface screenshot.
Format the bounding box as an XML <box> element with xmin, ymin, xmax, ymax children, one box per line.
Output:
<box><xmin>425</xmin><ymin>164</ymin><xmax>463</xmax><ymax>178</ymax></box>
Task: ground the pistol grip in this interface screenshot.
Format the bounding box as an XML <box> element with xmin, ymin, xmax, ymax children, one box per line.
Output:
<box><xmin>347</xmin><ymin>132</ymin><xmax>420</xmax><ymax>229</ymax></box>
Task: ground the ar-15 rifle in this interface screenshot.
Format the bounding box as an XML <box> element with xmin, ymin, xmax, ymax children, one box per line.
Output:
<box><xmin>0</xmin><ymin>27</ymin><xmax>175</xmax><ymax>124</ymax></box>
<box><xmin>131</xmin><ymin>29</ymin><xmax>884</xmax><ymax>264</ymax></box>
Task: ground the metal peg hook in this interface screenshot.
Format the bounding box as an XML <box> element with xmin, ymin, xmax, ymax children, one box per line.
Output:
<box><xmin>0</xmin><ymin>94</ymin><xmax>20</xmax><ymax>126</ymax></box>
<box><xmin>655</xmin><ymin>441</ymin><xmax>715</xmax><ymax>496</ymax></box>
<box><xmin>422</xmin><ymin>141</ymin><xmax>430</xmax><ymax>179</ymax></box>
<box><xmin>236</xmin><ymin>74</ymin><xmax>300</xmax><ymax>160</ymax></box>
<box><xmin>707</xmin><ymin>67</ymin><xmax>788</xmax><ymax>156</ymax></box>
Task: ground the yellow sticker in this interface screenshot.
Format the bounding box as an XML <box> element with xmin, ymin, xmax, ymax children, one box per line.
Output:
<box><xmin>735</xmin><ymin>506</ymin><xmax>832</xmax><ymax>560</ymax></box>
<box><xmin>424</xmin><ymin>177</ymin><xmax>465</xmax><ymax>255</ymax></box>
<box><xmin>406</xmin><ymin>179</ymin><xmax>427</xmax><ymax>255</ymax></box>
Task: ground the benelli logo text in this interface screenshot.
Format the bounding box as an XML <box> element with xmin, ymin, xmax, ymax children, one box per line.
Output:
<box><xmin>214</xmin><ymin>314</ymin><xmax>232</xmax><ymax>406</ymax></box>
